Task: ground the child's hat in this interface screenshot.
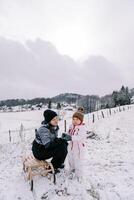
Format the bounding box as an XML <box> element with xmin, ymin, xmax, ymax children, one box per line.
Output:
<box><xmin>43</xmin><ymin>109</ymin><xmax>57</xmax><ymax>123</ymax></box>
<box><xmin>72</xmin><ymin>111</ymin><xmax>84</xmax><ymax>122</ymax></box>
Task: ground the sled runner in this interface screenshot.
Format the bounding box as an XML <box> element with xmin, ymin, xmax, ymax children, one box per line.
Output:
<box><xmin>23</xmin><ymin>155</ymin><xmax>56</xmax><ymax>191</ymax></box>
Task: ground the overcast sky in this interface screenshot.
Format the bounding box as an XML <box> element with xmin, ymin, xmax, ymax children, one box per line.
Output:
<box><xmin>0</xmin><ymin>0</ymin><xmax>134</xmax><ymax>99</ymax></box>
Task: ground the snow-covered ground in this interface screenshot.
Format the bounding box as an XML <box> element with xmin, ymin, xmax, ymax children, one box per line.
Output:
<box><xmin>0</xmin><ymin>107</ymin><xmax>134</xmax><ymax>199</ymax></box>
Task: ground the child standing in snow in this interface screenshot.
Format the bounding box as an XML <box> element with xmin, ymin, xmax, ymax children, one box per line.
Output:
<box><xmin>67</xmin><ymin>111</ymin><xmax>86</xmax><ymax>179</ymax></box>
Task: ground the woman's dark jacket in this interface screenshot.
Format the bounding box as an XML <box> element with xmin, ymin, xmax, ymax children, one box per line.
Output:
<box><xmin>33</xmin><ymin>121</ymin><xmax>62</xmax><ymax>149</ymax></box>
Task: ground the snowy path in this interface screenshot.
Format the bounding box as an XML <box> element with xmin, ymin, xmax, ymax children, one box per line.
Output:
<box><xmin>0</xmin><ymin>108</ymin><xmax>134</xmax><ymax>199</ymax></box>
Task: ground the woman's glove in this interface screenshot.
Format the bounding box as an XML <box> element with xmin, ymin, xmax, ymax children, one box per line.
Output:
<box><xmin>62</xmin><ymin>133</ymin><xmax>72</xmax><ymax>141</ymax></box>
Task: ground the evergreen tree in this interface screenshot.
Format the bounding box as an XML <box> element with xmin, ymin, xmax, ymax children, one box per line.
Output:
<box><xmin>112</xmin><ymin>91</ymin><xmax>119</xmax><ymax>106</ymax></box>
<box><xmin>112</xmin><ymin>86</ymin><xmax>131</xmax><ymax>106</ymax></box>
<box><xmin>48</xmin><ymin>100</ymin><xmax>52</xmax><ymax>109</ymax></box>
<box><xmin>57</xmin><ymin>102</ymin><xmax>61</xmax><ymax>110</ymax></box>
<box><xmin>125</xmin><ymin>87</ymin><xmax>131</xmax><ymax>104</ymax></box>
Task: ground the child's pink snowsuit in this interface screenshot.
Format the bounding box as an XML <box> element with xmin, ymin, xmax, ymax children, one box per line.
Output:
<box><xmin>68</xmin><ymin>123</ymin><xmax>86</xmax><ymax>177</ymax></box>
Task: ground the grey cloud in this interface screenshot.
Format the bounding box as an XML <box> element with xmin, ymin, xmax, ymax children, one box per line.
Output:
<box><xmin>0</xmin><ymin>37</ymin><xmax>79</xmax><ymax>99</ymax></box>
<box><xmin>0</xmin><ymin>37</ymin><xmax>130</xmax><ymax>99</ymax></box>
<box><xmin>79</xmin><ymin>56</ymin><xmax>124</xmax><ymax>95</ymax></box>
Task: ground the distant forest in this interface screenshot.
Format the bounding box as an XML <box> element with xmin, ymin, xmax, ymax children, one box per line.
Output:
<box><xmin>0</xmin><ymin>86</ymin><xmax>134</xmax><ymax>113</ymax></box>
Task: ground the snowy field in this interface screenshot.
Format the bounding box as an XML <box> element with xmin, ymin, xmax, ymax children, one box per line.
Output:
<box><xmin>0</xmin><ymin>106</ymin><xmax>134</xmax><ymax>199</ymax></box>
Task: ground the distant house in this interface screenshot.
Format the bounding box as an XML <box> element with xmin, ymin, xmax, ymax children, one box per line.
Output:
<box><xmin>131</xmin><ymin>96</ymin><xmax>134</xmax><ymax>104</ymax></box>
<box><xmin>64</xmin><ymin>106</ymin><xmax>74</xmax><ymax>111</ymax></box>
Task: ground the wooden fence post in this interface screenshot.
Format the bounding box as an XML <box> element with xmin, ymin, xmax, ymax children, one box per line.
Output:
<box><xmin>101</xmin><ymin>111</ymin><xmax>105</xmax><ymax>118</ymax></box>
<box><xmin>92</xmin><ymin>114</ymin><xmax>95</xmax><ymax>123</ymax></box>
<box><xmin>9</xmin><ymin>130</ymin><xmax>11</xmax><ymax>142</ymax></box>
<box><xmin>64</xmin><ymin>120</ymin><xmax>67</xmax><ymax>132</ymax></box>
<box><xmin>109</xmin><ymin>108</ymin><xmax>111</xmax><ymax>115</ymax></box>
<box><xmin>19</xmin><ymin>123</ymin><xmax>24</xmax><ymax>142</ymax></box>
<box><xmin>97</xmin><ymin>111</ymin><xmax>99</xmax><ymax>120</ymax></box>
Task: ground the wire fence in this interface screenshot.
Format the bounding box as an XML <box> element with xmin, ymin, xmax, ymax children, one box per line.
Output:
<box><xmin>0</xmin><ymin>126</ymin><xmax>36</xmax><ymax>144</ymax></box>
<box><xmin>85</xmin><ymin>104</ymin><xmax>134</xmax><ymax>124</ymax></box>
<box><xmin>0</xmin><ymin>104</ymin><xmax>134</xmax><ymax>144</ymax></box>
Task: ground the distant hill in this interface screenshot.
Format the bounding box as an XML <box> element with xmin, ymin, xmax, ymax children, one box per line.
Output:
<box><xmin>0</xmin><ymin>87</ymin><xmax>133</xmax><ymax>109</ymax></box>
<box><xmin>51</xmin><ymin>93</ymin><xmax>85</xmax><ymax>103</ymax></box>
<box><xmin>0</xmin><ymin>93</ymin><xmax>84</xmax><ymax>107</ymax></box>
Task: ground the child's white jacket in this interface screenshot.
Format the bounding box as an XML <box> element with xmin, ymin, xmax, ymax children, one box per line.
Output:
<box><xmin>67</xmin><ymin>123</ymin><xmax>87</xmax><ymax>176</ymax></box>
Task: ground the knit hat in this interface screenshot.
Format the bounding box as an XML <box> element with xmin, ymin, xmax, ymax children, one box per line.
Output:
<box><xmin>72</xmin><ymin>111</ymin><xmax>84</xmax><ymax>122</ymax></box>
<box><xmin>43</xmin><ymin>109</ymin><xmax>58</xmax><ymax>123</ymax></box>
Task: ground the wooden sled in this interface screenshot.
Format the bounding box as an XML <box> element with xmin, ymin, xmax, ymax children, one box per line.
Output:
<box><xmin>23</xmin><ymin>155</ymin><xmax>56</xmax><ymax>191</ymax></box>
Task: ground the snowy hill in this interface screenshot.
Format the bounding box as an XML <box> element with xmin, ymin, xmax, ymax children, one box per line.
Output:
<box><xmin>0</xmin><ymin>106</ymin><xmax>134</xmax><ymax>199</ymax></box>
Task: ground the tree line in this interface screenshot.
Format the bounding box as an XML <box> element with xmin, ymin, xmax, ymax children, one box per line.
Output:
<box><xmin>0</xmin><ymin>86</ymin><xmax>134</xmax><ymax>113</ymax></box>
<box><xmin>77</xmin><ymin>86</ymin><xmax>133</xmax><ymax>113</ymax></box>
